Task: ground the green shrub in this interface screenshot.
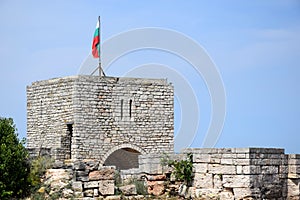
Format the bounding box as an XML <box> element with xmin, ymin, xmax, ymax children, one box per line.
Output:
<box><xmin>0</xmin><ymin>117</ymin><xmax>30</xmax><ymax>199</ymax></box>
<box><xmin>28</xmin><ymin>156</ymin><xmax>54</xmax><ymax>191</ymax></box>
<box><xmin>134</xmin><ymin>179</ymin><xmax>148</xmax><ymax>195</ymax></box>
<box><xmin>161</xmin><ymin>153</ymin><xmax>194</xmax><ymax>185</ymax></box>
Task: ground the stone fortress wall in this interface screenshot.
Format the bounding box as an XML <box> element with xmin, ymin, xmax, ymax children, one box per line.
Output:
<box><xmin>44</xmin><ymin>148</ymin><xmax>300</xmax><ymax>199</ymax></box>
<box><xmin>27</xmin><ymin>75</ymin><xmax>174</xmax><ymax>167</ymax></box>
<box><xmin>26</xmin><ymin>75</ymin><xmax>300</xmax><ymax>199</ymax></box>
<box><xmin>135</xmin><ymin>148</ymin><xmax>300</xmax><ymax>199</ymax></box>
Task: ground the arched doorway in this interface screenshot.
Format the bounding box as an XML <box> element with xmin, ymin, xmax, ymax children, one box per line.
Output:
<box><xmin>102</xmin><ymin>144</ymin><xmax>146</xmax><ymax>170</ymax></box>
<box><xmin>104</xmin><ymin>148</ymin><xmax>141</xmax><ymax>170</ymax></box>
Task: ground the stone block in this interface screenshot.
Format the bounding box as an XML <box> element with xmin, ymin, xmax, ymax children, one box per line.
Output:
<box><xmin>250</xmin><ymin>158</ymin><xmax>281</xmax><ymax>165</ymax></box>
<box><xmin>248</xmin><ymin>148</ymin><xmax>284</xmax><ymax>154</ymax></box>
<box><xmin>193</xmin><ymin>154</ymin><xmax>210</xmax><ymax>163</ymax></box>
<box><xmin>233</xmin><ymin>188</ymin><xmax>260</xmax><ymax>200</ymax></box>
<box><xmin>84</xmin><ymin>181</ymin><xmax>99</xmax><ymax>189</ymax></box>
<box><xmin>84</xmin><ymin>159</ymin><xmax>100</xmax><ymax>171</ymax></box>
<box><xmin>220</xmin><ymin>158</ymin><xmax>233</xmax><ymax>165</ymax></box>
<box><xmin>287</xmin><ymin>178</ymin><xmax>300</xmax><ymax>199</ymax></box>
<box><xmin>242</xmin><ymin>165</ymin><xmax>261</xmax><ymax>174</ymax></box>
<box><xmin>72</xmin><ymin>181</ymin><xmax>83</xmax><ymax>192</ymax></box>
<box><xmin>89</xmin><ymin>167</ymin><xmax>115</xmax><ymax>180</ymax></box>
<box><xmin>219</xmin><ymin>189</ymin><xmax>234</xmax><ymax>200</ymax></box>
<box><xmin>236</xmin><ymin>165</ymin><xmax>242</xmax><ymax>174</ymax></box>
<box><xmin>236</xmin><ymin>153</ymin><xmax>248</xmax><ymax>158</ymax></box>
<box><xmin>222</xmin><ymin>175</ymin><xmax>252</xmax><ymax>188</ymax></box>
<box><xmin>84</xmin><ymin>189</ymin><xmax>94</xmax><ymax>197</ymax></box>
<box><xmin>235</xmin><ymin>148</ymin><xmax>251</xmax><ymax>153</ymax></box>
<box><xmin>213</xmin><ymin>174</ymin><xmax>223</xmax><ymax>189</ymax></box>
<box><xmin>76</xmin><ymin>170</ymin><xmax>89</xmax><ymax>182</ymax></box>
<box><xmin>45</xmin><ymin>169</ymin><xmax>73</xmax><ymax>188</ymax></box>
<box><xmin>194</xmin><ymin>188</ymin><xmax>221</xmax><ymax>199</ymax></box>
<box><xmin>210</xmin><ymin>157</ymin><xmax>221</xmax><ymax>164</ymax></box>
<box><xmin>289</xmin><ymin>165</ymin><xmax>300</xmax><ymax>174</ymax></box>
<box><xmin>104</xmin><ymin>195</ymin><xmax>121</xmax><ymax>200</ymax></box>
<box><xmin>119</xmin><ymin>184</ymin><xmax>137</xmax><ymax>195</ymax></box>
<box><xmin>146</xmin><ymin>174</ymin><xmax>166</xmax><ymax>181</ymax></box>
<box><xmin>261</xmin><ymin>166</ymin><xmax>278</xmax><ymax>174</ymax></box>
<box><xmin>147</xmin><ymin>180</ymin><xmax>165</xmax><ymax>196</ymax></box>
<box><xmin>280</xmin><ymin>166</ymin><xmax>289</xmax><ymax>175</ymax></box>
<box><xmin>74</xmin><ymin>161</ymin><xmax>86</xmax><ymax>170</ymax></box>
<box><xmin>193</xmin><ymin>173</ymin><xmax>213</xmax><ymax>188</ymax></box>
<box><xmin>193</xmin><ymin>163</ymin><xmax>208</xmax><ymax>173</ymax></box>
<box><xmin>208</xmin><ymin>164</ymin><xmax>236</xmax><ymax>175</ymax></box>
<box><xmin>233</xmin><ymin>158</ymin><xmax>250</xmax><ymax>165</ymax></box>
<box><xmin>93</xmin><ymin>188</ymin><xmax>99</xmax><ymax>197</ymax></box>
<box><xmin>222</xmin><ymin>153</ymin><xmax>236</xmax><ymax>159</ymax></box>
<box><xmin>99</xmin><ymin>180</ymin><xmax>115</xmax><ymax>195</ymax></box>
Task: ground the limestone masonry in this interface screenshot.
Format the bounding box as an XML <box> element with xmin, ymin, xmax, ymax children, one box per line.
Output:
<box><xmin>26</xmin><ymin>75</ymin><xmax>300</xmax><ymax>199</ymax></box>
<box><xmin>27</xmin><ymin>75</ymin><xmax>174</xmax><ymax>169</ymax></box>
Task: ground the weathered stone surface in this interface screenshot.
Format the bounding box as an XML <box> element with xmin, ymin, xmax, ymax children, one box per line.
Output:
<box><xmin>89</xmin><ymin>167</ymin><xmax>115</xmax><ymax>180</ymax></box>
<box><xmin>93</xmin><ymin>188</ymin><xmax>99</xmax><ymax>197</ymax></box>
<box><xmin>233</xmin><ymin>158</ymin><xmax>250</xmax><ymax>165</ymax></box>
<box><xmin>147</xmin><ymin>180</ymin><xmax>165</xmax><ymax>196</ymax></box>
<box><xmin>178</xmin><ymin>184</ymin><xmax>188</xmax><ymax>197</ymax></box>
<box><xmin>146</xmin><ymin>174</ymin><xmax>166</xmax><ymax>181</ymax></box>
<box><xmin>194</xmin><ymin>188</ymin><xmax>220</xmax><ymax>199</ymax></box>
<box><xmin>76</xmin><ymin>170</ymin><xmax>89</xmax><ymax>181</ymax></box>
<box><xmin>261</xmin><ymin>165</ymin><xmax>278</xmax><ymax>174</ymax></box>
<box><xmin>62</xmin><ymin>188</ymin><xmax>74</xmax><ymax>198</ymax></box>
<box><xmin>193</xmin><ymin>163</ymin><xmax>208</xmax><ymax>173</ymax></box>
<box><xmin>208</xmin><ymin>164</ymin><xmax>236</xmax><ymax>174</ymax></box>
<box><xmin>289</xmin><ymin>165</ymin><xmax>300</xmax><ymax>174</ymax></box>
<box><xmin>45</xmin><ymin>169</ymin><xmax>73</xmax><ymax>189</ymax></box>
<box><xmin>74</xmin><ymin>161</ymin><xmax>86</xmax><ymax>170</ymax></box>
<box><xmin>193</xmin><ymin>173</ymin><xmax>213</xmax><ymax>188</ymax></box>
<box><xmin>72</xmin><ymin>181</ymin><xmax>83</xmax><ymax>192</ymax></box>
<box><xmin>222</xmin><ymin>175</ymin><xmax>251</xmax><ymax>188</ymax></box>
<box><xmin>220</xmin><ymin>158</ymin><xmax>233</xmax><ymax>165</ymax></box>
<box><xmin>45</xmin><ymin>169</ymin><xmax>73</xmax><ymax>182</ymax></box>
<box><xmin>233</xmin><ymin>188</ymin><xmax>260</xmax><ymax>200</ymax></box>
<box><xmin>186</xmin><ymin>186</ymin><xmax>196</xmax><ymax>198</ymax></box>
<box><xmin>99</xmin><ymin>180</ymin><xmax>115</xmax><ymax>195</ymax></box>
<box><xmin>84</xmin><ymin>159</ymin><xmax>99</xmax><ymax>171</ymax></box>
<box><xmin>84</xmin><ymin>189</ymin><xmax>94</xmax><ymax>197</ymax></box>
<box><xmin>104</xmin><ymin>196</ymin><xmax>121</xmax><ymax>200</ymax></box>
<box><xmin>27</xmin><ymin>76</ymin><xmax>174</xmax><ymax>162</ymax></box>
<box><xmin>287</xmin><ymin>179</ymin><xmax>300</xmax><ymax>199</ymax></box>
<box><xmin>84</xmin><ymin>181</ymin><xmax>99</xmax><ymax>189</ymax></box>
<box><xmin>193</xmin><ymin>154</ymin><xmax>210</xmax><ymax>163</ymax></box>
<box><xmin>213</xmin><ymin>174</ymin><xmax>223</xmax><ymax>189</ymax></box>
<box><xmin>119</xmin><ymin>184</ymin><xmax>137</xmax><ymax>195</ymax></box>
<box><xmin>219</xmin><ymin>189</ymin><xmax>234</xmax><ymax>200</ymax></box>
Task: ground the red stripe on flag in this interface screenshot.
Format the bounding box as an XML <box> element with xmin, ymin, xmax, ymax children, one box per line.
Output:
<box><xmin>92</xmin><ymin>35</ymin><xmax>100</xmax><ymax>58</ymax></box>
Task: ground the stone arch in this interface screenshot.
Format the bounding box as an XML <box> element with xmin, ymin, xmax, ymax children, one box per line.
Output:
<box><xmin>101</xmin><ymin>144</ymin><xmax>147</xmax><ymax>170</ymax></box>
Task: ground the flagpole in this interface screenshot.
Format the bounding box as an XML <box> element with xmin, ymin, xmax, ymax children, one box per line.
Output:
<box><xmin>98</xmin><ymin>16</ymin><xmax>102</xmax><ymax>77</ymax></box>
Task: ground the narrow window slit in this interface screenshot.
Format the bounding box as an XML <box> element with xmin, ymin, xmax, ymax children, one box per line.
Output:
<box><xmin>129</xmin><ymin>99</ymin><xmax>132</xmax><ymax>118</ymax></box>
<box><xmin>121</xmin><ymin>99</ymin><xmax>123</xmax><ymax>119</ymax></box>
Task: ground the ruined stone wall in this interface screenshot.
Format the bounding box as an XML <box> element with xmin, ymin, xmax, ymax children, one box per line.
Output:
<box><xmin>288</xmin><ymin>154</ymin><xmax>300</xmax><ymax>199</ymax></box>
<box><xmin>39</xmin><ymin>148</ymin><xmax>300</xmax><ymax>199</ymax></box>
<box><xmin>183</xmin><ymin>148</ymin><xmax>288</xmax><ymax>199</ymax></box>
<box><xmin>137</xmin><ymin>148</ymin><xmax>300</xmax><ymax>199</ymax></box>
<box><xmin>27</xmin><ymin>75</ymin><xmax>174</xmax><ymax>161</ymax></box>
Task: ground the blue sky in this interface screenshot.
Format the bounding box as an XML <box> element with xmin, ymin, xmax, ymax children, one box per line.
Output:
<box><xmin>0</xmin><ymin>0</ymin><xmax>299</xmax><ymax>153</ymax></box>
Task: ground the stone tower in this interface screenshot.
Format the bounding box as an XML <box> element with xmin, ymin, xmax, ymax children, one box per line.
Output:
<box><xmin>27</xmin><ymin>75</ymin><xmax>174</xmax><ymax>169</ymax></box>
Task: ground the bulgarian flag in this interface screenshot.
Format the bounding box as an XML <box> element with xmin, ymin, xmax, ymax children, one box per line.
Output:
<box><xmin>92</xmin><ymin>20</ymin><xmax>100</xmax><ymax>58</ymax></box>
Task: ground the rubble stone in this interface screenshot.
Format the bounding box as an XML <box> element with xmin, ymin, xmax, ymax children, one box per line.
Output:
<box><xmin>119</xmin><ymin>184</ymin><xmax>137</xmax><ymax>195</ymax></box>
<box><xmin>99</xmin><ymin>180</ymin><xmax>115</xmax><ymax>195</ymax></box>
